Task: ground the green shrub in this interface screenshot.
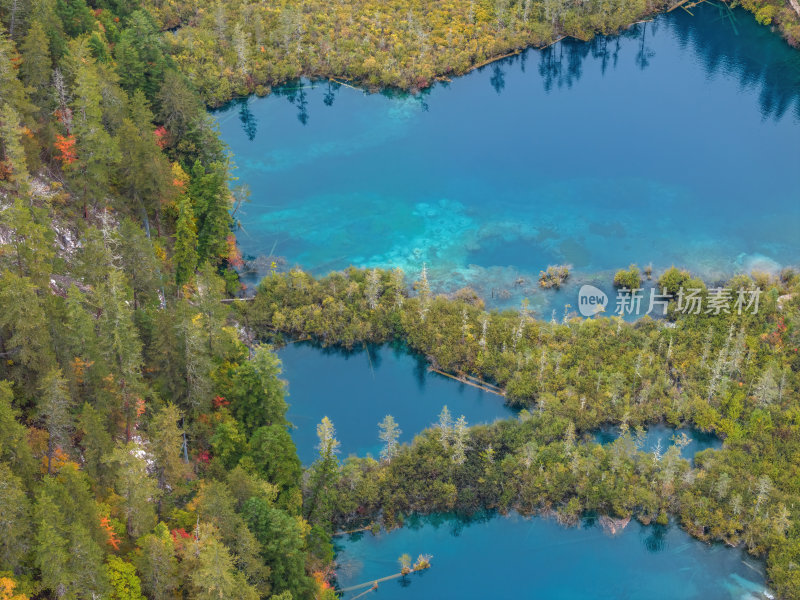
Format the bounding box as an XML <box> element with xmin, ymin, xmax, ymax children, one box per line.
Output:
<box><xmin>657</xmin><ymin>266</ymin><xmax>691</xmax><ymax>295</ymax></box>
<box><xmin>538</xmin><ymin>265</ymin><xmax>571</xmax><ymax>289</ymax></box>
<box><xmin>613</xmin><ymin>264</ymin><xmax>642</xmax><ymax>289</ymax></box>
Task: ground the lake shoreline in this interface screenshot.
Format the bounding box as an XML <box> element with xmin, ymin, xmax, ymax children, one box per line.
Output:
<box><xmin>203</xmin><ymin>0</ymin><xmax>799</xmax><ymax>110</ymax></box>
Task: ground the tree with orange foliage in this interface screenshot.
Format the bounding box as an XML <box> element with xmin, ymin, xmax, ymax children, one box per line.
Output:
<box><xmin>0</xmin><ymin>577</ymin><xmax>29</xmax><ymax>600</ymax></box>
<box><xmin>100</xmin><ymin>516</ymin><xmax>122</xmax><ymax>551</ymax></box>
<box><xmin>54</xmin><ymin>134</ymin><xmax>77</xmax><ymax>166</ymax></box>
<box><xmin>226</xmin><ymin>234</ymin><xmax>244</xmax><ymax>269</ymax></box>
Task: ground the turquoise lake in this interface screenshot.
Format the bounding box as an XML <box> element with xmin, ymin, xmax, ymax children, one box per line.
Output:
<box><xmin>219</xmin><ymin>4</ymin><xmax>796</xmax><ymax>597</ymax></box>
<box><xmin>216</xmin><ymin>3</ymin><xmax>800</xmax><ymax>316</ymax></box>
<box><xmin>277</xmin><ymin>345</ymin><xmax>758</xmax><ymax>597</ymax></box>
<box><xmin>335</xmin><ymin>513</ymin><xmax>769</xmax><ymax>599</ymax></box>
<box><xmin>277</xmin><ymin>343</ymin><xmax>513</xmax><ymax>465</ymax></box>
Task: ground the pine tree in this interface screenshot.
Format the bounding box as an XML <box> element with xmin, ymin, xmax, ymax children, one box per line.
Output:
<box><xmin>187</xmin><ymin>525</ymin><xmax>258</xmax><ymax>600</ymax></box>
<box><xmin>452</xmin><ymin>415</ymin><xmax>469</xmax><ymax>465</ymax></box>
<box><xmin>194</xmin><ymin>262</ymin><xmax>228</xmax><ymax>354</ymax></box>
<box><xmin>228</xmin><ymin>345</ymin><xmax>288</xmax><ymax>436</ymax></box>
<box><xmin>174</xmin><ymin>191</ymin><xmax>198</xmax><ymax>288</ymax></box>
<box><xmin>38</xmin><ymin>368</ymin><xmax>73</xmax><ymax>475</ymax></box>
<box><xmin>247</xmin><ymin>424</ymin><xmax>301</xmax><ymax>493</ymax></box>
<box><xmin>33</xmin><ymin>475</ymin><xmax>110</xmax><ymax>599</ymax></box>
<box><xmin>0</xmin><ymin>272</ymin><xmax>55</xmax><ymax>389</ymax></box>
<box><xmin>0</xmin><ymin>103</ymin><xmax>29</xmax><ymax>192</ymax></box>
<box><xmin>754</xmin><ymin>366</ymin><xmax>779</xmax><ymax>406</ymax></box>
<box><xmin>0</xmin><ymin>381</ymin><xmax>35</xmax><ymax>479</ymax></box>
<box><xmin>116</xmin><ymin>93</ymin><xmax>171</xmax><ymax>230</ymax></box>
<box><xmin>118</xmin><ymin>218</ymin><xmax>163</xmax><ymax>309</ymax></box>
<box><xmin>157</xmin><ymin>69</ymin><xmax>204</xmax><ymax>142</ymax></box>
<box><xmin>19</xmin><ymin>20</ymin><xmax>52</xmax><ymax>109</ymax></box>
<box><xmin>179</xmin><ymin>301</ymin><xmax>214</xmax><ymax>416</ymax></box>
<box><xmin>242</xmin><ymin>500</ymin><xmax>314</xmax><ymax>598</ymax></box>
<box><xmin>365</xmin><ymin>269</ymin><xmax>380</xmax><ymax>309</ymax></box>
<box><xmin>133</xmin><ymin>525</ymin><xmax>179</xmax><ymax>600</ymax></box>
<box><xmin>378</xmin><ymin>414</ymin><xmax>401</xmax><ymax>461</ymax></box>
<box><xmin>113</xmin><ymin>11</ymin><xmax>168</xmax><ymax>100</ymax></box>
<box><xmin>0</xmin><ymin>198</ymin><xmax>54</xmax><ymax>286</ymax></box>
<box><xmin>0</xmin><ymin>463</ymin><xmax>31</xmax><ymax>572</ymax></box>
<box><xmin>64</xmin><ymin>38</ymin><xmax>120</xmax><ymax>217</ymax></box>
<box><xmin>437</xmin><ymin>405</ymin><xmax>453</xmax><ymax>446</ymax></box>
<box><xmin>103</xmin><ymin>442</ymin><xmax>160</xmax><ymax>538</ymax></box>
<box><xmin>94</xmin><ymin>269</ymin><xmax>144</xmax><ymax>440</ymax></box>
<box><xmin>148</xmin><ymin>403</ymin><xmax>189</xmax><ymax>492</ymax></box>
<box><xmin>1</xmin><ymin>0</ymin><xmax>28</xmax><ymax>40</ymax></box>
<box><xmin>304</xmin><ymin>416</ymin><xmax>340</xmax><ymax>523</ymax></box>
<box><xmin>77</xmin><ymin>402</ymin><xmax>114</xmax><ymax>488</ymax></box>
<box><xmin>0</xmin><ymin>29</ymin><xmax>32</xmax><ymax>119</ymax></box>
<box><xmin>189</xmin><ymin>160</ymin><xmax>231</xmax><ymax>264</ymax></box>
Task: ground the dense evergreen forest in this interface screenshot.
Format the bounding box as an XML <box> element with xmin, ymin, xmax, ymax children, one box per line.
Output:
<box><xmin>0</xmin><ymin>1</ymin><xmax>334</xmax><ymax>598</ymax></box>
<box><xmin>0</xmin><ymin>0</ymin><xmax>799</xmax><ymax>599</ymax></box>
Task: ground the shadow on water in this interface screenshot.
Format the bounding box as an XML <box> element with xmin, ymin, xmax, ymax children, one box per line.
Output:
<box><xmin>235</xmin><ymin>98</ymin><xmax>258</xmax><ymax>140</ymax></box>
<box><xmin>279</xmin><ymin>338</ymin><xmax>435</xmax><ymax>393</ymax></box>
<box><xmin>642</xmin><ymin>523</ymin><xmax>669</xmax><ymax>553</ymax></box>
<box><xmin>403</xmin><ymin>510</ymin><xmax>498</xmax><ymax>537</ymax></box>
<box><xmin>531</xmin><ymin>3</ymin><xmax>799</xmax><ymax>119</ymax></box>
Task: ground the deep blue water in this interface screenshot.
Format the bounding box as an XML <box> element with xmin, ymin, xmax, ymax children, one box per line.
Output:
<box><xmin>278</xmin><ymin>343</ymin><xmax>513</xmax><ymax>464</ymax></box>
<box><xmin>594</xmin><ymin>423</ymin><xmax>722</xmax><ymax>463</ymax></box>
<box><xmin>217</xmin><ymin>4</ymin><xmax>800</xmax><ymax>315</ymax></box>
<box><xmin>335</xmin><ymin>513</ymin><xmax>769</xmax><ymax>599</ymax></box>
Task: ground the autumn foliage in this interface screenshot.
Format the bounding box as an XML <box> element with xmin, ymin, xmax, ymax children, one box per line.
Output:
<box><xmin>0</xmin><ymin>578</ymin><xmax>28</xmax><ymax>600</ymax></box>
<box><xmin>54</xmin><ymin>134</ymin><xmax>77</xmax><ymax>166</ymax></box>
<box><xmin>100</xmin><ymin>516</ymin><xmax>122</xmax><ymax>551</ymax></box>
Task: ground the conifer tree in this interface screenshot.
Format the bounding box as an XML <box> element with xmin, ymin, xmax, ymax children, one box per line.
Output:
<box><xmin>0</xmin><ymin>103</ymin><xmax>29</xmax><ymax>192</ymax></box>
<box><xmin>19</xmin><ymin>20</ymin><xmax>52</xmax><ymax>109</ymax></box>
<box><xmin>64</xmin><ymin>38</ymin><xmax>120</xmax><ymax>217</ymax></box>
<box><xmin>174</xmin><ymin>192</ymin><xmax>199</xmax><ymax>288</ymax></box>
<box><xmin>38</xmin><ymin>367</ymin><xmax>73</xmax><ymax>475</ymax></box>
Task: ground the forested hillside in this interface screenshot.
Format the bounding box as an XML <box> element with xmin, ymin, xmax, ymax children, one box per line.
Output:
<box><xmin>0</xmin><ymin>1</ymin><xmax>335</xmax><ymax>598</ymax></box>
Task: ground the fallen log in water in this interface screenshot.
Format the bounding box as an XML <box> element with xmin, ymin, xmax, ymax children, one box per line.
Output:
<box><xmin>428</xmin><ymin>368</ymin><xmax>506</xmax><ymax>397</ymax></box>
<box><xmin>340</xmin><ymin>563</ymin><xmax>432</xmax><ymax>594</ymax></box>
